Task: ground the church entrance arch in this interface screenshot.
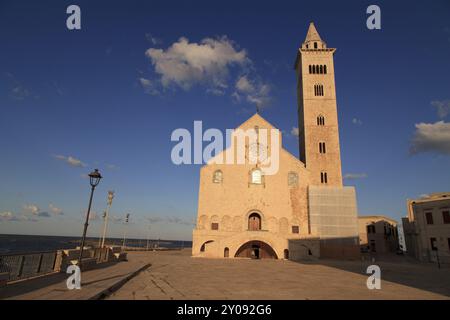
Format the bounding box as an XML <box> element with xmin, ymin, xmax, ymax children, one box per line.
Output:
<box><xmin>234</xmin><ymin>240</ymin><xmax>278</xmax><ymax>259</ymax></box>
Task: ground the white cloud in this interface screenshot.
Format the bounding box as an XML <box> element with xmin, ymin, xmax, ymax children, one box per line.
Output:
<box><xmin>431</xmin><ymin>100</ymin><xmax>450</xmax><ymax>119</ymax></box>
<box><xmin>53</xmin><ymin>154</ymin><xmax>86</xmax><ymax>168</ymax></box>
<box><xmin>0</xmin><ymin>211</ymin><xmax>37</xmax><ymax>222</ymax></box>
<box><xmin>145</xmin><ymin>36</ymin><xmax>248</xmax><ymax>93</ymax></box>
<box><xmin>352</xmin><ymin>118</ymin><xmax>363</xmax><ymax>126</ymax></box>
<box><xmin>49</xmin><ymin>203</ymin><xmax>63</xmax><ymax>215</ymax></box>
<box><xmin>23</xmin><ymin>204</ymin><xmax>50</xmax><ymax>217</ymax></box>
<box><xmin>139</xmin><ymin>77</ymin><xmax>159</xmax><ymax>95</ymax></box>
<box><xmin>233</xmin><ymin>75</ymin><xmax>271</xmax><ymax>109</ymax></box>
<box><xmin>145</xmin><ymin>33</ymin><xmax>162</xmax><ymax>45</ymax></box>
<box><xmin>410</xmin><ymin>121</ymin><xmax>450</xmax><ymax>155</ymax></box>
<box><xmin>146</xmin><ymin>216</ymin><xmax>194</xmax><ymax>226</ymax></box>
<box><xmin>343</xmin><ymin>173</ymin><xmax>368</xmax><ymax>179</ymax></box>
<box><xmin>4</xmin><ymin>72</ymin><xmax>34</xmax><ymax>100</ymax></box>
<box><xmin>23</xmin><ymin>204</ymin><xmax>40</xmax><ymax>215</ymax></box>
<box><xmin>290</xmin><ymin>127</ymin><xmax>299</xmax><ymax>137</ymax></box>
<box><xmin>235</xmin><ymin>75</ymin><xmax>255</xmax><ymax>93</ymax></box>
<box><xmin>106</xmin><ymin>163</ymin><xmax>119</xmax><ymax>170</ymax></box>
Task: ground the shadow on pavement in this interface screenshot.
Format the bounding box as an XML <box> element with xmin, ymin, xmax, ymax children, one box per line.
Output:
<box><xmin>292</xmin><ymin>254</ymin><xmax>450</xmax><ymax>297</ymax></box>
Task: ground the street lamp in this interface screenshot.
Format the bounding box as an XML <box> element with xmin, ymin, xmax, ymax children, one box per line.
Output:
<box><xmin>100</xmin><ymin>191</ymin><xmax>115</xmax><ymax>248</ymax></box>
<box><xmin>78</xmin><ymin>169</ymin><xmax>102</xmax><ymax>268</ymax></box>
<box><xmin>98</xmin><ymin>210</ymin><xmax>107</xmax><ymax>247</ymax></box>
<box><xmin>146</xmin><ymin>225</ymin><xmax>151</xmax><ymax>251</ymax></box>
<box><xmin>122</xmin><ymin>213</ymin><xmax>130</xmax><ymax>250</ymax></box>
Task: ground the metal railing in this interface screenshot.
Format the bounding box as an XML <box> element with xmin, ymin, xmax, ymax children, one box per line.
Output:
<box><xmin>0</xmin><ymin>251</ymin><xmax>58</xmax><ymax>282</ymax></box>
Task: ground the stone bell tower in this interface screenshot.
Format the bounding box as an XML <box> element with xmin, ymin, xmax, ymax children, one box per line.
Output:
<box><xmin>294</xmin><ymin>22</ymin><xmax>343</xmax><ymax>187</ymax></box>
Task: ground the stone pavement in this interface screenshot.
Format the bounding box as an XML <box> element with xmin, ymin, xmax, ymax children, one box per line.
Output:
<box><xmin>108</xmin><ymin>249</ymin><xmax>450</xmax><ymax>300</ymax></box>
<box><xmin>0</xmin><ymin>252</ymin><xmax>151</xmax><ymax>300</ymax></box>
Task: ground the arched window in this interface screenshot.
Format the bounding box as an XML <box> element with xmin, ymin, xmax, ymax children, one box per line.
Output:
<box><xmin>288</xmin><ymin>171</ymin><xmax>299</xmax><ymax>187</ymax></box>
<box><xmin>324</xmin><ymin>65</ymin><xmax>327</xmax><ymax>74</ymax></box>
<box><xmin>319</xmin><ymin>65</ymin><xmax>323</xmax><ymax>74</ymax></box>
<box><xmin>317</xmin><ymin>115</ymin><xmax>325</xmax><ymax>126</ymax></box>
<box><xmin>248</xmin><ymin>213</ymin><xmax>262</xmax><ymax>231</ymax></box>
<box><xmin>314</xmin><ymin>42</ymin><xmax>318</xmax><ymax>49</ymax></box>
<box><xmin>309</xmin><ymin>65</ymin><xmax>312</xmax><ymax>74</ymax></box>
<box><xmin>213</xmin><ymin>170</ymin><xmax>223</xmax><ymax>183</ymax></box>
<box><xmin>312</xmin><ymin>65</ymin><xmax>316</xmax><ymax>74</ymax></box>
<box><xmin>224</xmin><ymin>247</ymin><xmax>229</xmax><ymax>258</ymax></box>
<box><xmin>250</xmin><ymin>169</ymin><xmax>262</xmax><ymax>184</ymax></box>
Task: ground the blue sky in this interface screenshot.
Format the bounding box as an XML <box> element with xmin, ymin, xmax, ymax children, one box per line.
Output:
<box><xmin>0</xmin><ymin>0</ymin><xmax>449</xmax><ymax>241</ymax></box>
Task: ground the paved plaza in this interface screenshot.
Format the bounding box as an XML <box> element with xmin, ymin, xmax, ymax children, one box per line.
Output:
<box><xmin>108</xmin><ymin>249</ymin><xmax>450</xmax><ymax>300</ymax></box>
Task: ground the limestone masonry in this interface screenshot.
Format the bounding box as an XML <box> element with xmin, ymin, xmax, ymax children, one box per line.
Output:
<box><xmin>192</xmin><ymin>22</ymin><xmax>360</xmax><ymax>260</ymax></box>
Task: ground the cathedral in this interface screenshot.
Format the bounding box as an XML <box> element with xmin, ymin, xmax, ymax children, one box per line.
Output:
<box><xmin>192</xmin><ymin>22</ymin><xmax>360</xmax><ymax>260</ymax></box>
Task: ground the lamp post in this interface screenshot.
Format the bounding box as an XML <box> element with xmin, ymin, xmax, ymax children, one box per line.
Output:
<box><xmin>78</xmin><ymin>169</ymin><xmax>102</xmax><ymax>268</ymax></box>
<box><xmin>146</xmin><ymin>225</ymin><xmax>151</xmax><ymax>251</ymax></box>
<box><xmin>100</xmin><ymin>191</ymin><xmax>115</xmax><ymax>248</ymax></box>
<box><xmin>122</xmin><ymin>213</ymin><xmax>130</xmax><ymax>250</ymax></box>
<box><xmin>98</xmin><ymin>210</ymin><xmax>107</xmax><ymax>247</ymax></box>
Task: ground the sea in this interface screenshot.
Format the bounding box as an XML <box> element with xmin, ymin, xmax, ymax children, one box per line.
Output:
<box><xmin>0</xmin><ymin>234</ymin><xmax>192</xmax><ymax>255</ymax></box>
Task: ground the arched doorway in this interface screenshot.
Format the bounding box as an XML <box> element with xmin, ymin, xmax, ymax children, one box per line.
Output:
<box><xmin>200</xmin><ymin>240</ymin><xmax>214</xmax><ymax>252</ymax></box>
<box><xmin>248</xmin><ymin>213</ymin><xmax>261</xmax><ymax>231</ymax></box>
<box><xmin>234</xmin><ymin>240</ymin><xmax>278</xmax><ymax>259</ymax></box>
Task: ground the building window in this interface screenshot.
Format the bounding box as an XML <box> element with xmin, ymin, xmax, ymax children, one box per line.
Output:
<box><xmin>442</xmin><ymin>210</ymin><xmax>450</xmax><ymax>224</ymax></box>
<box><xmin>250</xmin><ymin>169</ymin><xmax>262</xmax><ymax>184</ymax></box>
<box><xmin>224</xmin><ymin>247</ymin><xmax>229</xmax><ymax>258</ymax></box>
<box><xmin>309</xmin><ymin>65</ymin><xmax>312</xmax><ymax>73</ymax></box>
<box><xmin>314</xmin><ymin>42</ymin><xmax>317</xmax><ymax>49</ymax></box>
<box><xmin>425</xmin><ymin>212</ymin><xmax>434</xmax><ymax>225</ymax></box>
<box><xmin>367</xmin><ymin>225</ymin><xmax>376</xmax><ymax>234</ymax></box>
<box><xmin>292</xmin><ymin>226</ymin><xmax>299</xmax><ymax>234</ymax></box>
<box><xmin>320</xmin><ymin>172</ymin><xmax>328</xmax><ymax>184</ymax></box>
<box><xmin>248</xmin><ymin>213</ymin><xmax>261</xmax><ymax>231</ymax></box>
<box><xmin>211</xmin><ymin>223</ymin><xmax>219</xmax><ymax>230</ymax></box>
<box><xmin>319</xmin><ymin>142</ymin><xmax>326</xmax><ymax>154</ymax></box>
<box><xmin>370</xmin><ymin>240</ymin><xmax>376</xmax><ymax>252</ymax></box>
<box><xmin>317</xmin><ymin>115</ymin><xmax>325</xmax><ymax>126</ymax></box>
<box><xmin>430</xmin><ymin>237</ymin><xmax>438</xmax><ymax>251</ymax></box>
<box><xmin>319</xmin><ymin>65</ymin><xmax>323</xmax><ymax>74</ymax></box>
<box><xmin>314</xmin><ymin>84</ymin><xmax>324</xmax><ymax>96</ymax></box>
<box><xmin>284</xmin><ymin>249</ymin><xmax>289</xmax><ymax>259</ymax></box>
<box><xmin>324</xmin><ymin>65</ymin><xmax>327</xmax><ymax>74</ymax></box>
<box><xmin>213</xmin><ymin>170</ymin><xmax>223</xmax><ymax>184</ymax></box>
<box><xmin>288</xmin><ymin>171</ymin><xmax>299</xmax><ymax>187</ymax></box>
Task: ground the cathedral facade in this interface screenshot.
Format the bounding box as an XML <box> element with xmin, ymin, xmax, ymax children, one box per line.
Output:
<box><xmin>192</xmin><ymin>23</ymin><xmax>360</xmax><ymax>260</ymax></box>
